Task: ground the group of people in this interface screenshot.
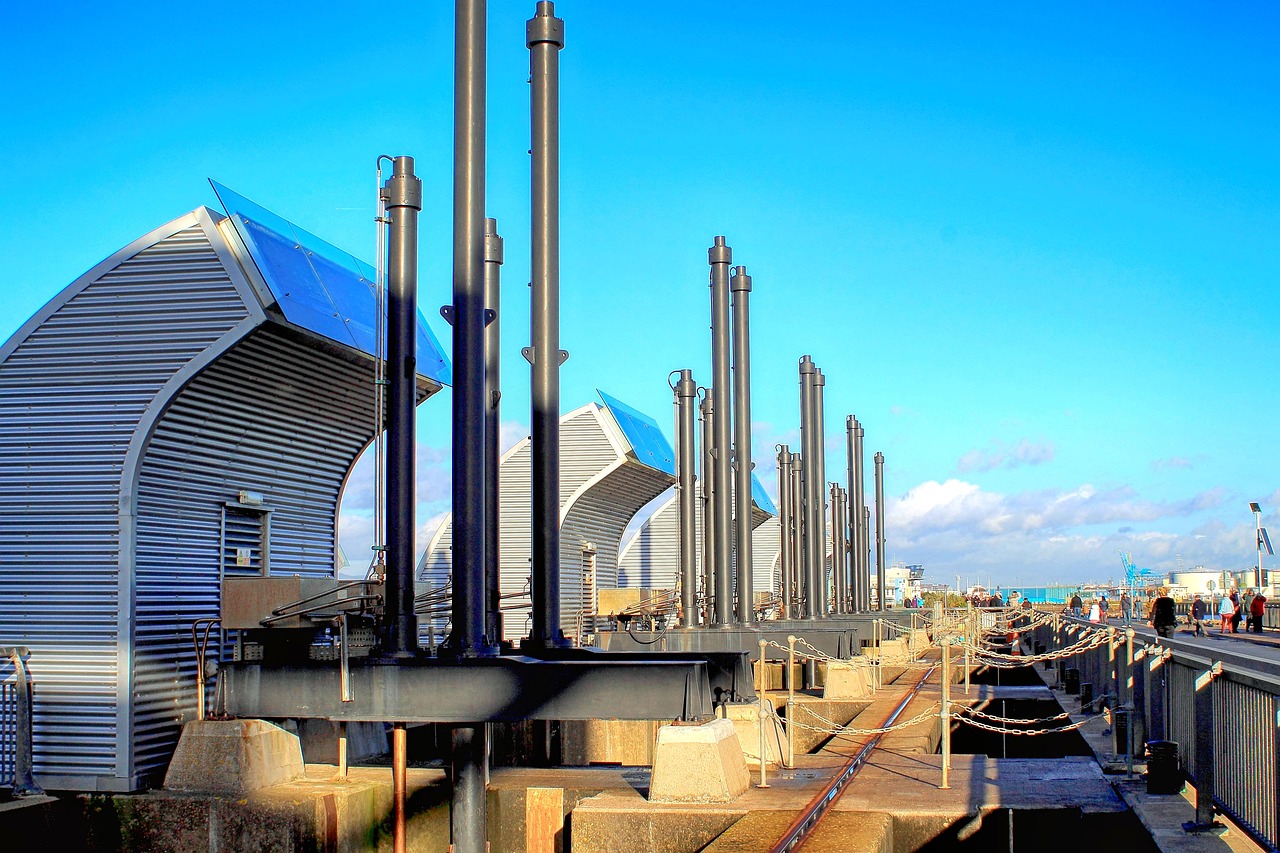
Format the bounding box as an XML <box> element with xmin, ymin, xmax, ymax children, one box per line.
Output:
<box><xmin>1066</xmin><ymin>586</ymin><xmax>1270</xmax><ymax>639</ymax></box>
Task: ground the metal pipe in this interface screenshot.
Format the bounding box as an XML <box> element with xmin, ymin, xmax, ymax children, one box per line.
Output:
<box><xmin>731</xmin><ymin>265</ymin><xmax>754</xmax><ymax>624</ymax></box>
<box><xmin>674</xmin><ymin>370</ymin><xmax>698</xmax><ymax>628</ymax></box>
<box><xmin>874</xmin><ymin>451</ymin><xmax>886</xmax><ymax>612</ymax></box>
<box><xmin>699</xmin><ymin>391</ymin><xmax>716</xmax><ymax>625</ymax></box>
<box><xmin>393</xmin><ymin>722</ymin><xmax>408</xmax><ymax>853</ymax></box>
<box><xmin>853</xmin><ymin>420</ymin><xmax>867</xmax><ymax>611</ymax></box>
<box><xmin>798</xmin><ymin>357</ymin><xmax>816</xmax><ymax>619</ymax></box>
<box><xmin>845</xmin><ymin>417</ymin><xmax>861</xmax><ymax>612</ymax></box>
<box><xmin>790</xmin><ymin>455</ymin><xmax>804</xmax><ymax>617</ymax></box>
<box><xmin>452</xmin><ymin>725</ymin><xmax>486</xmax><ymax>853</ymax></box>
<box><xmin>811</xmin><ymin>367</ymin><xmax>828</xmax><ymax>617</ymax></box>
<box><xmin>527</xmin><ymin>0</ymin><xmax>566</xmax><ymax>647</ymax></box>
<box><xmin>484</xmin><ymin>218</ymin><xmax>504</xmax><ymax>644</ymax></box>
<box><xmin>830</xmin><ymin>483</ymin><xmax>844</xmax><ymax>614</ymax></box>
<box><xmin>709</xmin><ymin>237</ymin><xmax>734</xmax><ymax>625</ymax></box>
<box><xmin>381</xmin><ymin>156</ymin><xmax>422</xmax><ymax>658</ymax></box>
<box><xmin>776</xmin><ymin>446</ymin><xmax>793</xmax><ymax>620</ymax></box>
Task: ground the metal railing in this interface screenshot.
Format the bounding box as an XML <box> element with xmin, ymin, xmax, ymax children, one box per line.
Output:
<box><xmin>0</xmin><ymin>647</ymin><xmax>40</xmax><ymax>797</ymax></box>
<box><xmin>1036</xmin><ymin>613</ymin><xmax>1280</xmax><ymax>849</ymax></box>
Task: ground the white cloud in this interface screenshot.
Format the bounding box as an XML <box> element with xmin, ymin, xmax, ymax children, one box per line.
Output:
<box><xmin>956</xmin><ymin>438</ymin><xmax>1055</xmax><ymax>474</ymax></box>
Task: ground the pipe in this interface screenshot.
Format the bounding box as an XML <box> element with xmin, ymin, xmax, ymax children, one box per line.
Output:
<box><xmin>810</xmin><ymin>367</ymin><xmax>828</xmax><ymax>617</ymax></box>
<box><xmin>776</xmin><ymin>446</ymin><xmax>793</xmax><ymax>620</ymax></box>
<box><xmin>790</xmin><ymin>455</ymin><xmax>804</xmax><ymax>617</ymax></box>
<box><xmin>674</xmin><ymin>370</ymin><xmax>698</xmax><ymax>628</ymax></box>
<box><xmin>452</xmin><ymin>725</ymin><xmax>486</xmax><ymax>853</ymax></box>
<box><xmin>699</xmin><ymin>391</ymin><xmax>716</xmax><ymax>625</ymax></box>
<box><xmin>864</xmin><ymin>506</ymin><xmax>872</xmax><ymax>609</ymax></box>
<box><xmin>853</xmin><ymin>420</ymin><xmax>867</xmax><ymax>611</ymax></box>
<box><xmin>393</xmin><ymin>723</ymin><xmax>408</xmax><ymax>853</ymax></box>
<box><xmin>845</xmin><ymin>417</ymin><xmax>860</xmax><ymax>612</ymax></box>
<box><xmin>484</xmin><ymin>218</ymin><xmax>504</xmax><ymax>644</ymax></box>
<box><xmin>381</xmin><ymin>156</ymin><xmax>422</xmax><ymax>658</ymax></box>
<box><xmin>731</xmin><ymin>265</ymin><xmax>754</xmax><ymax>624</ymax></box>
<box><xmin>527</xmin><ymin>0</ymin><xmax>567</xmax><ymax>647</ymax></box>
<box><xmin>798</xmin><ymin>357</ymin><xmax>817</xmax><ymax>620</ymax></box>
<box><xmin>875</xmin><ymin>451</ymin><xmax>886</xmax><ymax>611</ymax></box>
<box><xmin>709</xmin><ymin>236</ymin><xmax>733</xmax><ymax>625</ymax></box>
<box><xmin>830</xmin><ymin>483</ymin><xmax>843</xmax><ymax>614</ymax></box>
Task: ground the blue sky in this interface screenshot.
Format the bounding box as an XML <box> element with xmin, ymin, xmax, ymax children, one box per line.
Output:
<box><xmin>2</xmin><ymin>2</ymin><xmax>1276</xmax><ymax>589</ymax></box>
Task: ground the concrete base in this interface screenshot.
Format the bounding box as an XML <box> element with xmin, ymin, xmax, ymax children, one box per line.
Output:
<box><xmin>164</xmin><ymin>719</ymin><xmax>304</xmax><ymax>794</ymax></box>
<box><xmin>725</xmin><ymin>703</ymin><xmax>785</xmax><ymax>768</ymax></box>
<box><xmin>649</xmin><ymin>719</ymin><xmax>750</xmax><ymax>804</ymax></box>
<box><xmin>823</xmin><ymin>659</ymin><xmax>873</xmax><ymax>700</ymax></box>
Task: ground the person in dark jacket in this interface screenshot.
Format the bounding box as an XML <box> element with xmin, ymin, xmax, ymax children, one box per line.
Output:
<box><xmin>1190</xmin><ymin>594</ymin><xmax>1207</xmax><ymax>637</ymax></box>
<box><xmin>1070</xmin><ymin>592</ymin><xmax>1083</xmax><ymax>618</ymax></box>
<box><xmin>1251</xmin><ymin>591</ymin><xmax>1268</xmax><ymax>633</ymax></box>
<box><xmin>1150</xmin><ymin>588</ymin><xmax>1177</xmax><ymax>639</ymax></box>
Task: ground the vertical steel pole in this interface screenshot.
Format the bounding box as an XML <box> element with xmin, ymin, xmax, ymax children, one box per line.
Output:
<box><xmin>484</xmin><ymin>218</ymin><xmax>504</xmax><ymax>644</ymax></box>
<box><xmin>709</xmin><ymin>237</ymin><xmax>734</xmax><ymax>625</ymax></box>
<box><xmin>452</xmin><ymin>725</ymin><xmax>486</xmax><ymax>853</ymax></box>
<box><xmin>527</xmin><ymin>0</ymin><xmax>567</xmax><ymax>647</ymax></box>
<box><xmin>940</xmin><ymin>637</ymin><xmax>951</xmax><ymax>789</ymax></box>
<box><xmin>731</xmin><ymin>265</ymin><xmax>754</xmax><ymax>624</ymax></box>
<box><xmin>830</xmin><ymin>483</ymin><xmax>845</xmax><ymax>614</ymax></box>
<box><xmin>393</xmin><ymin>723</ymin><xmax>408</xmax><ymax>853</ymax></box>
<box><xmin>700</xmin><ymin>392</ymin><xmax>716</xmax><ymax>624</ymax></box>
<box><xmin>777</xmin><ymin>447</ymin><xmax>794</xmax><ymax>620</ymax></box>
<box><xmin>845</xmin><ymin>417</ymin><xmax>861</xmax><ymax>612</ymax></box>
<box><xmin>854</xmin><ymin>422</ymin><xmax>868</xmax><ymax>611</ymax></box>
<box><xmin>787</xmin><ymin>634</ymin><xmax>797</xmax><ymax>767</ymax></box>
<box><xmin>675</xmin><ymin>370</ymin><xmax>698</xmax><ymax>628</ymax></box>
<box><xmin>790</xmin><ymin>456</ymin><xmax>804</xmax><ymax>617</ymax></box>
<box><xmin>874</xmin><ymin>451</ymin><xmax>886</xmax><ymax>612</ymax></box>
<box><xmin>811</xmin><ymin>368</ymin><xmax>828</xmax><ymax>617</ymax></box>
<box><xmin>798</xmin><ymin>358</ymin><xmax>817</xmax><ymax>619</ymax></box>
<box><xmin>382</xmin><ymin>156</ymin><xmax>422</xmax><ymax>658</ymax></box>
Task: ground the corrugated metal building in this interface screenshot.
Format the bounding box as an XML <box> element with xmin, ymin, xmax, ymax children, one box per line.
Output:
<box><xmin>616</xmin><ymin>483</ymin><xmax>778</xmax><ymax>599</ymax></box>
<box><xmin>0</xmin><ymin>184</ymin><xmax>450</xmax><ymax>791</ymax></box>
<box><xmin>419</xmin><ymin>393</ymin><xmax>676</xmax><ymax>642</ymax></box>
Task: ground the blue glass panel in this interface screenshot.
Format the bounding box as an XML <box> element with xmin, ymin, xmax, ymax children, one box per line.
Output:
<box><xmin>597</xmin><ymin>390</ymin><xmax>676</xmax><ymax>477</ymax></box>
<box><xmin>210</xmin><ymin>180</ymin><xmax>452</xmax><ymax>387</ymax></box>
<box><xmin>751</xmin><ymin>474</ymin><xmax>777</xmax><ymax>516</ymax></box>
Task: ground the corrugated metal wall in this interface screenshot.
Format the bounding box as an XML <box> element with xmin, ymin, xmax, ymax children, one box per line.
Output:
<box><xmin>131</xmin><ymin>326</ymin><xmax>377</xmax><ymax>783</ymax></box>
<box><xmin>0</xmin><ymin>214</ymin><xmax>252</xmax><ymax>788</ymax></box>
<box><xmin>420</xmin><ymin>404</ymin><xmax>671</xmax><ymax>643</ymax></box>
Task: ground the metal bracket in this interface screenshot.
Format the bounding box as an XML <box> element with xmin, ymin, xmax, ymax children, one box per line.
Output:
<box><xmin>483</xmin><ymin>309</ymin><xmax>495</xmax><ymax>326</ymax></box>
<box><xmin>521</xmin><ymin>346</ymin><xmax>534</xmax><ymax>364</ymax></box>
<box><xmin>440</xmin><ymin>306</ymin><xmax>455</xmax><ymax>325</ymax></box>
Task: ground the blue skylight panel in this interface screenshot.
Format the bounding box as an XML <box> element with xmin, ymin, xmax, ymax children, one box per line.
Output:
<box><xmin>597</xmin><ymin>390</ymin><xmax>676</xmax><ymax>477</ymax></box>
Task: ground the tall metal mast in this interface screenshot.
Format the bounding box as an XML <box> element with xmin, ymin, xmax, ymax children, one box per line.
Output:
<box><xmin>730</xmin><ymin>265</ymin><xmax>754</xmax><ymax>624</ymax></box>
<box><xmin>674</xmin><ymin>370</ymin><xmax>698</xmax><ymax>628</ymax></box>
<box><xmin>708</xmin><ymin>237</ymin><xmax>733</xmax><ymax>625</ymax></box>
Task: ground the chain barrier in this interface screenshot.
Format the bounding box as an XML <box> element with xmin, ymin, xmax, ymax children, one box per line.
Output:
<box><xmin>955</xmin><ymin>713</ymin><xmax>1102</xmax><ymax>736</ymax></box>
<box><xmin>789</xmin><ymin>700</ymin><xmax>943</xmax><ymax>736</ymax></box>
<box><xmin>957</xmin><ymin>704</ymin><xmax>1075</xmax><ymax>725</ymax></box>
<box><xmin>955</xmin><ymin>625</ymin><xmax>1111</xmax><ymax>663</ymax></box>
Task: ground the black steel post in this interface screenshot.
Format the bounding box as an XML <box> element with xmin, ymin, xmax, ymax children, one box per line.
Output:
<box><xmin>674</xmin><ymin>370</ymin><xmax>698</xmax><ymax>628</ymax></box>
<box><xmin>845</xmin><ymin>417</ymin><xmax>861</xmax><ymax>612</ymax></box>
<box><xmin>451</xmin><ymin>725</ymin><xmax>486</xmax><ymax>853</ymax></box>
<box><xmin>874</xmin><ymin>451</ymin><xmax>885</xmax><ymax>611</ymax></box>
<box><xmin>830</xmin><ymin>483</ymin><xmax>844</xmax><ymax>614</ymax></box>
<box><xmin>854</xmin><ymin>420</ymin><xmax>867</xmax><ymax>611</ymax></box>
<box><xmin>484</xmin><ymin>217</ymin><xmax>503</xmax><ymax>644</ymax></box>
<box><xmin>776</xmin><ymin>446</ymin><xmax>793</xmax><ymax>620</ymax></box>
<box><xmin>730</xmin><ymin>265</ymin><xmax>753</xmax><ymax>624</ymax></box>
<box><xmin>700</xmin><ymin>391</ymin><xmax>716</xmax><ymax>624</ymax></box>
<box><xmin>790</xmin><ymin>455</ymin><xmax>804</xmax><ymax>617</ymax></box>
<box><xmin>812</xmin><ymin>368</ymin><xmax>828</xmax><ymax>617</ymax></box>
<box><xmin>798</xmin><ymin>357</ymin><xmax>818</xmax><ymax>620</ymax></box>
<box><xmin>381</xmin><ymin>156</ymin><xmax>422</xmax><ymax>658</ymax></box>
<box><xmin>709</xmin><ymin>237</ymin><xmax>733</xmax><ymax>625</ymax></box>
<box><xmin>1191</xmin><ymin>667</ymin><xmax>1217</xmax><ymax>828</ymax></box>
<box><xmin>527</xmin><ymin>0</ymin><xmax>567</xmax><ymax>647</ymax></box>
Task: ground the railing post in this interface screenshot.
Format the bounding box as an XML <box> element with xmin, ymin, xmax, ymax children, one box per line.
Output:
<box><xmin>787</xmin><ymin>635</ymin><xmax>797</xmax><ymax>768</ymax></box>
<box><xmin>9</xmin><ymin>648</ymin><xmax>41</xmax><ymax>796</ymax></box>
<box><xmin>1188</xmin><ymin>664</ymin><xmax>1222</xmax><ymax>831</ymax></box>
<box><xmin>940</xmin><ymin>636</ymin><xmax>951</xmax><ymax>789</ymax></box>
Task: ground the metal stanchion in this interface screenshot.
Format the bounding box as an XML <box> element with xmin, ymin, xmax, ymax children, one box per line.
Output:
<box><xmin>338</xmin><ymin>721</ymin><xmax>349</xmax><ymax>780</ymax></box>
<box><xmin>758</xmin><ymin>704</ymin><xmax>771</xmax><ymax>788</ymax></box>
<box><xmin>787</xmin><ymin>634</ymin><xmax>797</xmax><ymax>768</ymax></box>
<box><xmin>393</xmin><ymin>723</ymin><xmax>408</xmax><ymax>853</ymax></box>
<box><xmin>940</xmin><ymin>636</ymin><xmax>951</xmax><ymax>789</ymax></box>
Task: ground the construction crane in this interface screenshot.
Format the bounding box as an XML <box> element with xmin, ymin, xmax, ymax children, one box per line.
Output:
<box><xmin>1119</xmin><ymin>550</ymin><xmax>1163</xmax><ymax>593</ymax></box>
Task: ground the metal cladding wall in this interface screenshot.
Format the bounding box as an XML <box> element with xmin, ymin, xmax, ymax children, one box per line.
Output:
<box><xmin>0</xmin><ymin>211</ymin><xmax>256</xmax><ymax>789</ymax></box>
<box><xmin>131</xmin><ymin>326</ymin><xmax>379</xmax><ymax>782</ymax></box>
<box><xmin>420</xmin><ymin>403</ymin><xmax>674</xmax><ymax>643</ymax></box>
<box><xmin>0</xmin><ymin>205</ymin><xmax>442</xmax><ymax>791</ymax></box>
<box><xmin>616</xmin><ymin>487</ymin><xmax>774</xmax><ymax>597</ymax></box>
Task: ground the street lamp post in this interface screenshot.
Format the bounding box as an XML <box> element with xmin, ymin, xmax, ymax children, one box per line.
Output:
<box><xmin>1251</xmin><ymin>502</ymin><xmax>1274</xmax><ymax>590</ymax></box>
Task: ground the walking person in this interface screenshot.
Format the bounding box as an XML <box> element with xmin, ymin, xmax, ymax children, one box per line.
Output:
<box><xmin>1150</xmin><ymin>588</ymin><xmax>1177</xmax><ymax>639</ymax></box>
<box><xmin>1099</xmin><ymin>594</ymin><xmax>1109</xmax><ymax>623</ymax></box>
<box><xmin>1250</xmin><ymin>590</ymin><xmax>1267</xmax><ymax>633</ymax></box>
<box><xmin>1231</xmin><ymin>589</ymin><xmax>1243</xmax><ymax>633</ymax></box>
<box><xmin>1219</xmin><ymin>592</ymin><xmax>1235</xmax><ymax>634</ymax></box>
<box><xmin>1070</xmin><ymin>591</ymin><xmax>1083</xmax><ymax>619</ymax></box>
<box><xmin>1191</xmin><ymin>594</ymin><xmax>1207</xmax><ymax>637</ymax></box>
<box><xmin>1242</xmin><ymin>589</ymin><xmax>1256</xmax><ymax>632</ymax></box>
<box><xmin>1120</xmin><ymin>591</ymin><xmax>1131</xmax><ymax>626</ymax></box>
<box><xmin>1088</xmin><ymin>599</ymin><xmax>1102</xmax><ymax>623</ymax></box>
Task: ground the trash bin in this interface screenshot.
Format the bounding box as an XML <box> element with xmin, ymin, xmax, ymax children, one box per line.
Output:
<box><xmin>1065</xmin><ymin>667</ymin><xmax>1080</xmax><ymax>695</ymax></box>
<box><xmin>1145</xmin><ymin>740</ymin><xmax>1183</xmax><ymax>794</ymax></box>
<box><xmin>1080</xmin><ymin>682</ymin><xmax>1093</xmax><ymax>710</ymax></box>
<box><xmin>1113</xmin><ymin>708</ymin><xmax>1130</xmax><ymax>756</ymax></box>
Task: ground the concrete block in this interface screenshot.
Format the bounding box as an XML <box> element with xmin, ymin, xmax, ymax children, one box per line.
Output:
<box><xmin>561</xmin><ymin>719</ymin><xmax>662</xmax><ymax>766</ymax></box>
<box><xmin>649</xmin><ymin>719</ymin><xmax>750</xmax><ymax>803</ymax></box>
<box><xmin>823</xmin><ymin>658</ymin><xmax>873</xmax><ymax>700</ymax></box>
<box><xmin>164</xmin><ymin>719</ymin><xmax>304</xmax><ymax>794</ymax></box>
<box><xmin>296</xmin><ymin>719</ymin><xmax>386</xmax><ymax>765</ymax></box>
<box><xmin>571</xmin><ymin>792</ymin><xmax>744</xmax><ymax>853</ymax></box>
<box><xmin>725</xmin><ymin>703</ymin><xmax>785</xmax><ymax>767</ymax></box>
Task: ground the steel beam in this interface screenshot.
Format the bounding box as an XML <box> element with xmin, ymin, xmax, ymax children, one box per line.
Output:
<box><xmin>708</xmin><ymin>237</ymin><xmax>734</xmax><ymax>625</ymax></box>
<box><xmin>527</xmin><ymin>0</ymin><xmax>567</xmax><ymax>648</ymax></box>
<box><xmin>222</xmin><ymin>657</ymin><xmax>715</xmax><ymax>723</ymax></box>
